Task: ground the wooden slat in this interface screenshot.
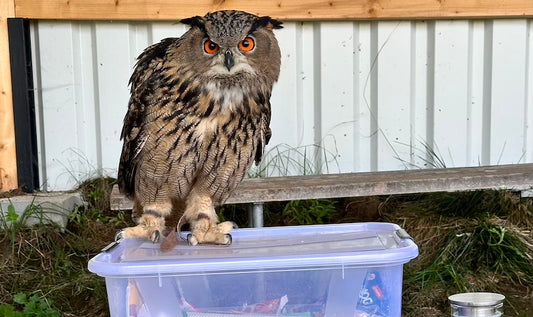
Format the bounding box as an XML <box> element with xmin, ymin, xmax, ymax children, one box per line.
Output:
<box><xmin>14</xmin><ymin>0</ymin><xmax>533</xmax><ymax>21</ymax></box>
<box><xmin>0</xmin><ymin>0</ymin><xmax>17</xmax><ymax>192</ymax></box>
<box><xmin>110</xmin><ymin>163</ymin><xmax>533</xmax><ymax>210</ymax></box>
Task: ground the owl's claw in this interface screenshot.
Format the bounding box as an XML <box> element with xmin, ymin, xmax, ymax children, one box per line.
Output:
<box><xmin>115</xmin><ymin>229</ymin><xmax>125</xmax><ymax>242</ymax></box>
<box><xmin>222</xmin><ymin>233</ymin><xmax>232</xmax><ymax>245</ymax></box>
<box><xmin>186</xmin><ymin>218</ymin><xmax>235</xmax><ymax>246</ymax></box>
<box><xmin>187</xmin><ymin>234</ymin><xmax>197</xmax><ymax>246</ymax></box>
<box><xmin>187</xmin><ymin>233</ymin><xmax>232</xmax><ymax>246</ymax></box>
<box><xmin>115</xmin><ymin>213</ymin><xmax>165</xmax><ymax>243</ymax></box>
<box><xmin>114</xmin><ymin>228</ymin><xmax>160</xmax><ymax>243</ymax></box>
<box><xmin>151</xmin><ymin>230</ymin><xmax>161</xmax><ymax>243</ymax></box>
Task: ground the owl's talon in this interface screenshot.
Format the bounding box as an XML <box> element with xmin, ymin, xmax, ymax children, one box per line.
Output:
<box><xmin>222</xmin><ymin>233</ymin><xmax>232</xmax><ymax>245</ymax></box>
<box><xmin>187</xmin><ymin>234</ymin><xmax>198</xmax><ymax>246</ymax></box>
<box><xmin>152</xmin><ymin>230</ymin><xmax>161</xmax><ymax>243</ymax></box>
<box><xmin>115</xmin><ymin>229</ymin><xmax>125</xmax><ymax>242</ymax></box>
<box><xmin>115</xmin><ymin>213</ymin><xmax>165</xmax><ymax>243</ymax></box>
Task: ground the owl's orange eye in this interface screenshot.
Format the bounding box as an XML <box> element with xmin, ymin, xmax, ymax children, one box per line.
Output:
<box><xmin>203</xmin><ymin>39</ymin><xmax>219</xmax><ymax>54</ymax></box>
<box><xmin>239</xmin><ymin>37</ymin><xmax>255</xmax><ymax>52</ymax></box>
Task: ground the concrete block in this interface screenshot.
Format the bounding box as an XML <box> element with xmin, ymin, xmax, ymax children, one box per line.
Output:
<box><xmin>0</xmin><ymin>191</ymin><xmax>84</xmax><ymax>229</ymax></box>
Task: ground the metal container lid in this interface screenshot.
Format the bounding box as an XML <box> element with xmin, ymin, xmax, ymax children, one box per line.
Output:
<box><xmin>449</xmin><ymin>292</ymin><xmax>505</xmax><ymax>306</ymax></box>
<box><xmin>449</xmin><ymin>292</ymin><xmax>505</xmax><ymax>317</ymax></box>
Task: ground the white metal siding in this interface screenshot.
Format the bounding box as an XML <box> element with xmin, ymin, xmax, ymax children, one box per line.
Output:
<box><xmin>31</xmin><ymin>20</ymin><xmax>533</xmax><ymax>190</ymax></box>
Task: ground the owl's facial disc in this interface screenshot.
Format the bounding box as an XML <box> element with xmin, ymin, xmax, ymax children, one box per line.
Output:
<box><xmin>202</xmin><ymin>33</ymin><xmax>257</xmax><ymax>77</ymax></box>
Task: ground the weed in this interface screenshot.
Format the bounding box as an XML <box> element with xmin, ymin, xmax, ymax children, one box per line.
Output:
<box><xmin>68</xmin><ymin>205</ymin><xmax>88</xmax><ymax>225</ymax></box>
<box><xmin>0</xmin><ymin>292</ymin><xmax>61</xmax><ymax>317</ymax></box>
<box><xmin>0</xmin><ymin>195</ymin><xmax>115</xmax><ymax>316</ymax></box>
<box><xmin>1</xmin><ymin>199</ymin><xmax>39</xmax><ymax>230</ymax></box>
<box><xmin>72</xmin><ymin>177</ymin><xmax>131</xmax><ymax>227</ymax></box>
<box><xmin>394</xmin><ymin>139</ymin><xmax>448</xmax><ymax>169</ymax></box>
<box><xmin>382</xmin><ymin>190</ymin><xmax>533</xmax><ymax>316</ymax></box>
<box><xmin>473</xmin><ymin>222</ymin><xmax>533</xmax><ymax>281</ymax></box>
<box><xmin>282</xmin><ymin>199</ymin><xmax>337</xmax><ymax>225</ymax></box>
<box><xmin>0</xmin><ymin>203</ymin><xmax>16</xmax><ymax>263</ymax></box>
<box><xmin>77</xmin><ymin>177</ymin><xmax>116</xmax><ymax>218</ymax></box>
<box><xmin>0</xmin><ymin>200</ymin><xmax>52</xmax><ymax>260</ymax></box>
<box><xmin>108</xmin><ymin>210</ymin><xmax>130</xmax><ymax>226</ymax></box>
<box><xmin>5</xmin><ymin>204</ymin><xmax>18</xmax><ymax>223</ymax></box>
<box><xmin>216</xmin><ymin>204</ymin><xmax>248</xmax><ymax>228</ymax></box>
<box><xmin>408</xmin><ymin>218</ymin><xmax>533</xmax><ymax>294</ymax></box>
<box><xmin>249</xmin><ymin>143</ymin><xmax>340</xmax><ymax>178</ymax></box>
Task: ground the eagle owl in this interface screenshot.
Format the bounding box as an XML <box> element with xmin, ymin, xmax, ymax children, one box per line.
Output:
<box><xmin>116</xmin><ymin>10</ymin><xmax>282</xmax><ymax>249</ymax></box>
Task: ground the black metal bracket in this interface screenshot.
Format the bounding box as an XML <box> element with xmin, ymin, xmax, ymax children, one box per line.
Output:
<box><xmin>8</xmin><ymin>18</ymin><xmax>39</xmax><ymax>192</ymax></box>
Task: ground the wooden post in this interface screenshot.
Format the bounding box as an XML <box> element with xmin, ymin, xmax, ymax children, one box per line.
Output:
<box><xmin>0</xmin><ymin>0</ymin><xmax>18</xmax><ymax>192</ymax></box>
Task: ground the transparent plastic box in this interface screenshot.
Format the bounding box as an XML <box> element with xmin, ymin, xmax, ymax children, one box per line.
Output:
<box><xmin>88</xmin><ymin>222</ymin><xmax>418</xmax><ymax>317</ymax></box>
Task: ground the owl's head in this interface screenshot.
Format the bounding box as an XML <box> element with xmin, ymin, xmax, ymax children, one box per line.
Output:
<box><xmin>177</xmin><ymin>10</ymin><xmax>282</xmax><ymax>85</ymax></box>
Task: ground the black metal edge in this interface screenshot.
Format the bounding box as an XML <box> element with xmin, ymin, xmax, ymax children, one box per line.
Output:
<box><xmin>8</xmin><ymin>18</ymin><xmax>39</xmax><ymax>192</ymax></box>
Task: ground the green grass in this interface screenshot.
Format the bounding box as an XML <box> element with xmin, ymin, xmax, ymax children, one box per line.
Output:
<box><xmin>281</xmin><ymin>199</ymin><xmax>337</xmax><ymax>225</ymax></box>
<box><xmin>0</xmin><ymin>292</ymin><xmax>61</xmax><ymax>317</ymax></box>
<box><xmin>407</xmin><ymin>221</ymin><xmax>533</xmax><ymax>289</ymax></box>
<box><xmin>382</xmin><ymin>190</ymin><xmax>533</xmax><ymax>316</ymax></box>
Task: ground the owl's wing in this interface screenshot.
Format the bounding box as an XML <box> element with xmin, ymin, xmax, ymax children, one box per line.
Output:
<box><xmin>255</xmin><ymin>109</ymin><xmax>272</xmax><ymax>165</ymax></box>
<box><xmin>117</xmin><ymin>37</ymin><xmax>179</xmax><ymax>196</ymax></box>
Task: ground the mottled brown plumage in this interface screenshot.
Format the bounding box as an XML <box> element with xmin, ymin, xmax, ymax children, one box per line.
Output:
<box><xmin>116</xmin><ymin>10</ymin><xmax>282</xmax><ymax>249</ymax></box>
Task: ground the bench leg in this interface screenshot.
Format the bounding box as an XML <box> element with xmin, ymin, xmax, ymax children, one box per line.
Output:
<box><xmin>248</xmin><ymin>203</ymin><xmax>264</xmax><ymax>228</ymax></box>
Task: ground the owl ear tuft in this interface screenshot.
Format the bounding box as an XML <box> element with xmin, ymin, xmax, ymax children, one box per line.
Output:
<box><xmin>180</xmin><ymin>16</ymin><xmax>207</xmax><ymax>33</ymax></box>
<box><xmin>250</xmin><ymin>16</ymin><xmax>283</xmax><ymax>33</ymax></box>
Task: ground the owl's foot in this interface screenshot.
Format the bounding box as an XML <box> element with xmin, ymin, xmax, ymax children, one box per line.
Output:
<box><xmin>116</xmin><ymin>213</ymin><xmax>165</xmax><ymax>243</ymax></box>
<box><xmin>186</xmin><ymin>214</ymin><xmax>236</xmax><ymax>246</ymax></box>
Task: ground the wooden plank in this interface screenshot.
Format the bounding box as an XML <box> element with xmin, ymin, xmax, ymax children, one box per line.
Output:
<box><xmin>0</xmin><ymin>0</ymin><xmax>17</xmax><ymax>192</ymax></box>
<box><xmin>14</xmin><ymin>0</ymin><xmax>533</xmax><ymax>21</ymax></box>
<box><xmin>111</xmin><ymin>163</ymin><xmax>533</xmax><ymax>210</ymax></box>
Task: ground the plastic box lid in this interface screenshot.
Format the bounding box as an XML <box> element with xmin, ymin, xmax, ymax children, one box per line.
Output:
<box><xmin>88</xmin><ymin>222</ymin><xmax>418</xmax><ymax>277</ymax></box>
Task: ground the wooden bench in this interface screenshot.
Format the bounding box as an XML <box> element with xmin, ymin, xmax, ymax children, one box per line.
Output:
<box><xmin>111</xmin><ymin>163</ymin><xmax>533</xmax><ymax>227</ymax></box>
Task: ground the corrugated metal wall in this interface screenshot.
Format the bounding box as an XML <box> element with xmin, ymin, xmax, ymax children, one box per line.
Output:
<box><xmin>31</xmin><ymin>19</ymin><xmax>533</xmax><ymax>190</ymax></box>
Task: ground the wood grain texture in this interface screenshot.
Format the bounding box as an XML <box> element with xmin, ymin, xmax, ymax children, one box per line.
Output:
<box><xmin>111</xmin><ymin>163</ymin><xmax>533</xmax><ymax>210</ymax></box>
<box><xmin>0</xmin><ymin>0</ymin><xmax>17</xmax><ymax>192</ymax></box>
<box><xmin>14</xmin><ymin>0</ymin><xmax>533</xmax><ymax>21</ymax></box>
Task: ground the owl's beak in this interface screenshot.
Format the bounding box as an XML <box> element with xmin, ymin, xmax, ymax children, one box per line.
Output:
<box><xmin>224</xmin><ymin>50</ymin><xmax>234</xmax><ymax>71</ymax></box>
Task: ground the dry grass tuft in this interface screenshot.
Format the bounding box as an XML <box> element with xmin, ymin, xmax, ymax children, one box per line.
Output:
<box><xmin>381</xmin><ymin>190</ymin><xmax>533</xmax><ymax>316</ymax></box>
